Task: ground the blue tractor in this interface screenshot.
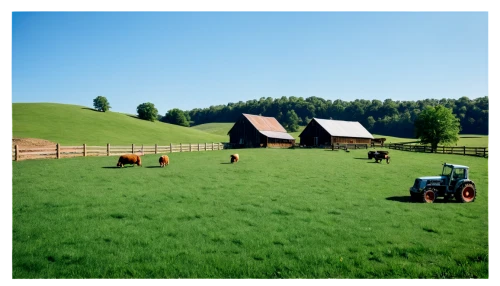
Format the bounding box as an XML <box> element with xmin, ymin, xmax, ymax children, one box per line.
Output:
<box><xmin>409</xmin><ymin>163</ymin><xmax>477</xmax><ymax>203</ymax></box>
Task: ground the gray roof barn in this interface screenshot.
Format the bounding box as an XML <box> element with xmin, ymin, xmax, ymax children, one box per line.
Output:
<box><xmin>313</xmin><ymin>118</ymin><xmax>374</xmax><ymax>139</ymax></box>
<box><xmin>299</xmin><ymin>118</ymin><xmax>373</xmax><ymax>147</ymax></box>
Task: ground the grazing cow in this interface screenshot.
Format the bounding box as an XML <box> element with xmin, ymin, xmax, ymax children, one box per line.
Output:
<box><xmin>159</xmin><ymin>155</ymin><xmax>170</xmax><ymax>167</ymax></box>
<box><xmin>230</xmin><ymin>154</ymin><xmax>239</xmax><ymax>163</ymax></box>
<box><xmin>117</xmin><ymin>154</ymin><xmax>142</xmax><ymax>167</ymax></box>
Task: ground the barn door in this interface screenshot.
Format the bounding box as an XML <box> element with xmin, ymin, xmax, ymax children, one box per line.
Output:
<box><xmin>314</xmin><ymin>137</ymin><xmax>318</xmax><ymax>146</ymax></box>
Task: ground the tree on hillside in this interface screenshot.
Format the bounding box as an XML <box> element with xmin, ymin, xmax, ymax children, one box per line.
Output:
<box><xmin>284</xmin><ymin>110</ymin><xmax>300</xmax><ymax>132</ymax></box>
<box><xmin>136</xmin><ymin>102</ymin><xmax>158</xmax><ymax>122</ymax></box>
<box><xmin>161</xmin><ymin>108</ymin><xmax>190</xmax><ymax>127</ymax></box>
<box><xmin>93</xmin><ymin>96</ymin><xmax>111</xmax><ymax>112</ymax></box>
<box><xmin>414</xmin><ymin>105</ymin><xmax>461</xmax><ymax>152</ymax></box>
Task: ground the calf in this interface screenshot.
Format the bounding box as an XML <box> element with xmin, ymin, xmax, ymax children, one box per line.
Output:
<box><xmin>230</xmin><ymin>154</ymin><xmax>239</xmax><ymax>163</ymax></box>
<box><xmin>117</xmin><ymin>154</ymin><xmax>142</xmax><ymax>167</ymax></box>
<box><xmin>159</xmin><ymin>155</ymin><xmax>170</xmax><ymax>167</ymax></box>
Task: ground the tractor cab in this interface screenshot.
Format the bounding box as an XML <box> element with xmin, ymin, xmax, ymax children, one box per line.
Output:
<box><xmin>441</xmin><ymin>163</ymin><xmax>469</xmax><ymax>191</ymax></box>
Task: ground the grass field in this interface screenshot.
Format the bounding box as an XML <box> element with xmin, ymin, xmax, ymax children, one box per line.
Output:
<box><xmin>13</xmin><ymin>103</ymin><xmax>227</xmax><ymax>145</ymax></box>
<box><xmin>12</xmin><ymin>148</ymin><xmax>488</xmax><ymax>278</ymax></box>
<box><xmin>191</xmin><ymin>122</ymin><xmax>234</xmax><ymax>137</ymax></box>
<box><xmin>191</xmin><ymin>123</ymin><xmax>488</xmax><ymax>147</ymax></box>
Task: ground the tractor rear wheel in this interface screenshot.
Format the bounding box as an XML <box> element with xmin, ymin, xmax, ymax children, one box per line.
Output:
<box><xmin>422</xmin><ymin>188</ymin><xmax>436</xmax><ymax>203</ymax></box>
<box><xmin>455</xmin><ymin>183</ymin><xmax>476</xmax><ymax>203</ymax></box>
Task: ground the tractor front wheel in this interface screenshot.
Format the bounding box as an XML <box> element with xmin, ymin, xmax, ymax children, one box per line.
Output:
<box><xmin>422</xmin><ymin>188</ymin><xmax>437</xmax><ymax>203</ymax></box>
<box><xmin>455</xmin><ymin>183</ymin><xmax>476</xmax><ymax>203</ymax></box>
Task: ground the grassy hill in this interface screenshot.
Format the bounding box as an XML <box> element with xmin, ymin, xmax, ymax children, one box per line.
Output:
<box><xmin>191</xmin><ymin>122</ymin><xmax>234</xmax><ymax>137</ymax></box>
<box><xmin>13</xmin><ymin>103</ymin><xmax>227</xmax><ymax>145</ymax></box>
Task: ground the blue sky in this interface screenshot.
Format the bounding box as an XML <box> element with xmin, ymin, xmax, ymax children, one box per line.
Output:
<box><xmin>12</xmin><ymin>12</ymin><xmax>487</xmax><ymax>115</ymax></box>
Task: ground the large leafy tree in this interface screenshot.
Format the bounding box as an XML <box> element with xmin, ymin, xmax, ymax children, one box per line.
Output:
<box><xmin>136</xmin><ymin>102</ymin><xmax>158</xmax><ymax>122</ymax></box>
<box><xmin>93</xmin><ymin>96</ymin><xmax>111</xmax><ymax>112</ymax></box>
<box><xmin>414</xmin><ymin>105</ymin><xmax>461</xmax><ymax>152</ymax></box>
<box><xmin>161</xmin><ymin>108</ymin><xmax>190</xmax><ymax>127</ymax></box>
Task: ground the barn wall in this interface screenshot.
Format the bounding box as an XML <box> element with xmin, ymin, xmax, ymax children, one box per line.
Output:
<box><xmin>299</xmin><ymin>120</ymin><xmax>332</xmax><ymax>146</ymax></box>
<box><xmin>267</xmin><ymin>138</ymin><xmax>295</xmax><ymax>148</ymax></box>
<box><xmin>331</xmin><ymin>137</ymin><xmax>371</xmax><ymax>144</ymax></box>
<box><xmin>228</xmin><ymin>117</ymin><xmax>261</xmax><ymax>147</ymax></box>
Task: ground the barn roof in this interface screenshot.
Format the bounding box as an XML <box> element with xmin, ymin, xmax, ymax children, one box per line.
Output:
<box><xmin>259</xmin><ymin>130</ymin><xmax>295</xmax><ymax>140</ymax></box>
<box><xmin>310</xmin><ymin>118</ymin><xmax>374</xmax><ymax>139</ymax></box>
<box><xmin>242</xmin><ymin>113</ymin><xmax>287</xmax><ymax>132</ymax></box>
<box><xmin>228</xmin><ymin>113</ymin><xmax>295</xmax><ymax>141</ymax></box>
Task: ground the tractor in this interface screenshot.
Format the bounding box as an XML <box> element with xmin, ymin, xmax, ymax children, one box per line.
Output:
<box><xmin>409</xmin><ymin>163</ymin><xmax>476</xmax><ymax>203</ymax></box>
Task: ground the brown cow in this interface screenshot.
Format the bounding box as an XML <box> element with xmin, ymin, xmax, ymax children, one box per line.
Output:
<box><xmin>117</xmin><ymin>154</ymin><xmax>142</xmax><ymax>167</ymax></box>
<box><xmin>230</xmin><ymin>154</ymin><xmax>239</xmax><ymax>163</ymax></box>
<box><xmin>159</xmin><ymin>155</ymin><xmax>170</xmax><ymax>167</ymax></box>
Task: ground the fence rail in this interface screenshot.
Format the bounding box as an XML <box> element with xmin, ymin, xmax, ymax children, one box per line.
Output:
<box><xmin>12</xmin><ymin>142</ymin><xmax>225</xmax><ymax>161</ymax></box>
<box><xmin>386</xmin><ymin>143</ymin><xmax>488</xmax><ymax>157</ymax></box>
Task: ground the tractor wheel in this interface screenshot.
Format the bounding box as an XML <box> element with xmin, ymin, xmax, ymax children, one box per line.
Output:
<box><xmin>422</xmin><ymin>188</ymin><xmax>437</xmax><ymax>203</ymax></box>
<box><xmin>455</xmin><ymin>183</ymin><xmax>476</xmax><ymax>203</ymax></box>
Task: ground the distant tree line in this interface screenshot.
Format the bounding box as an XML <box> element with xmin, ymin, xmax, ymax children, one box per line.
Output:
<box><xmin>92</xmin><ymin>95</ymin><xmax>488</xmax><ymax>137</ymax></box>
<box><xmin>184</xmin><ymin>96</ymin><xmax>488</xmax><ymax>137</ymax></box>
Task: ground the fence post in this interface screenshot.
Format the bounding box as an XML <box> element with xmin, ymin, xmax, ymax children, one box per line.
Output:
<box><xmin>205</xmin><ymin>143</ymin><xmax>207</xmax><ymax>151</ymax></box>
<box><xmin>198</xmin><ymin>143</ymin><xmax>200</xmax><ymax>151</ymax></box>
<box><xmin>484</xmin><ymin>148</ymin><xmax>487</xmax><ymax>157</ymax></box>
<box><xmin>83</xmin><ymin>144</ymin><xmax>87</xmax><ymax>157</ymax></box>
<box><xmin>212</xmin><ymin>142</ymin><xmax>214</xmax><ymax>150</ymax></box>
<box><xmin>56</xmin><ymin>143</ymin><xmax>60</xmax><ymax>159</ymax></box>
<box><xmin>170</xmin><ymin>143</ymin><xmax>173</xmax><ymax>153</ymax></box>
<box><xmin>107</xmin><ymin>144</ymin><xmax>110</xmax><ymax>156</ymax></box>
<box><xmin>15</xmin><ymin>145</ymin><xmax>19</xmax><ymax>161</ymax></box>
<box><xmin>180</xmin><ymin>143</ymin><xmax>182</xmax><ymax>152</ymax></box>
<box><xmin>189</xmin><ymin>143</ymin><xmax>192</xmax><ymax>152</ymax></box>
<box><xmin>463</xmin><ymin>146</ymin><xmax>466</xmax><ymax>155</ymax></box>
<box><xmin>132</xmin><ymin>144</ymin><xmax>134</xmax><ymax>154</ymax></box>
<box><xmin>142</xmin><ymin>144</ymin><xmax>144</xmax><ymax>155</ymax></box>
<box><xmin>155</xmin><ymin>144</ymin><xmax>158</xmax><ymax>154</ymax></box>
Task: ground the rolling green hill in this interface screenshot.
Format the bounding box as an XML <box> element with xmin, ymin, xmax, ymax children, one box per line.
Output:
<box><xmin>191</xmin><ymin>122</ymin><xmax>234</xmax><ymax>137</ymax></box>
<box><xmin>13</xmin><ymin>103</ymin><xmax>227</xmax><ymax>145</ymax></box>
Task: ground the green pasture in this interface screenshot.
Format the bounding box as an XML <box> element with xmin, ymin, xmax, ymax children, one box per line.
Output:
<box><xmin>12</xmin><ymin>103</ymin><xmax>227</xmax><ymax>145</ymax></box>
<box><xmin>12</xmin><ymin>148</ymin><xmax>488</xmax><ymax>278</ymax></box>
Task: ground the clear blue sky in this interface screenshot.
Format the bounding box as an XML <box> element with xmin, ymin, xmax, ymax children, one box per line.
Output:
<box><xmin>12</xmin><ymin>12</ymin><xmax>488</xmax><ymax>115</ymax></box>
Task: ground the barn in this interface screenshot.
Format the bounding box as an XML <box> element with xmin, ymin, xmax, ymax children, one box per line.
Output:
<box><xmin>299</xmin><ymin>118</ymin><xmax>374</xmax><ymax>147</ymax></box>
<box><xmin>227</xmin><ymin>113</ymin><xmax>296</xmax><ymax>148</ymax></box>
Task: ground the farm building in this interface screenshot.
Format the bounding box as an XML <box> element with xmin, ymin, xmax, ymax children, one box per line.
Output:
<box><xmin>227</xmin><ymin>113</ymin><xmax>296</xmax><ymax>148</ymax></box>
<box><xmin>299</xmin><ymin>118</ymin><xmax>374</xmax><ymax>147</ymax></box>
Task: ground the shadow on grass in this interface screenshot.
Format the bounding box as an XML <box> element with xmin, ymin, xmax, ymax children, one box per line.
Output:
<box><xmin>220</xmin><ymin>162</ymin><xmax>233</xmax><ymax>164</ymax></box>
<box><xmin>145</xmin><ymin>166</ymin><xmax>163</xmax><ymax>168</ymax></box>
<box><xmin>102</xmin><ymin>166</ymin><xmax>136</xmax><ymax>169</ymax></box>
<box><xmin>354</xmin><ymin>158</ymin><xmax>371</xmax><ymax>160</ymax></box>
<box><xmin>81</xmin><ymin>107</ymin><xmax>100</xmax><ymax>112</ymax></box>
<box><xmin>386</xmin><ymin>196</ymin><xmax>461</xmax><ymax>204</ymax></box>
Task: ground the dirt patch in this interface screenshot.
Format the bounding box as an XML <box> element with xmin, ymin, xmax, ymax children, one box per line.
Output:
<box><xmin>12</xmin><ymin>138</ymin><xmax>58</xmax><ymax>161</ymax></box>
<box><xmin>12</xmin><ymin>138</ymin><xmax>57</xmax><ymax>148</ymax></box>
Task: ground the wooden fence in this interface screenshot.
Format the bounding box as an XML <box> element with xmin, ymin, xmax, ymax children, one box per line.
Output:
<box><xmin>12</xmin><ymin>142</ymin><xmax>225</xmax><ymax>161</ymax></box>
<box><xmin>386</xmin><ymin>143</ymin><xmax>488</xmax><ymax>157</ymax></box>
